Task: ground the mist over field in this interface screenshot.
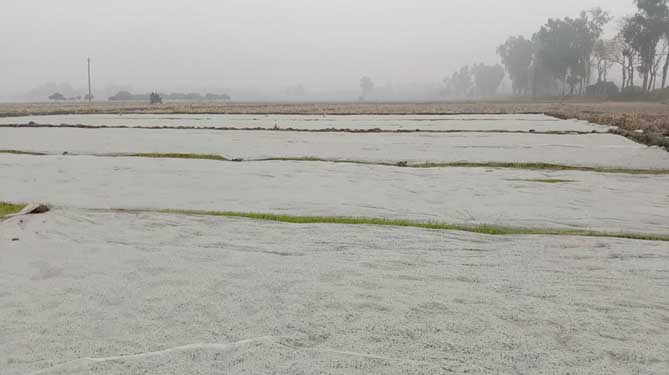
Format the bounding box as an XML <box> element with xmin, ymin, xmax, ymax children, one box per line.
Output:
<box><xmin>1</xmin><ymin>0</ymin><xmax>634</xmax><ymax>101</ymax></box>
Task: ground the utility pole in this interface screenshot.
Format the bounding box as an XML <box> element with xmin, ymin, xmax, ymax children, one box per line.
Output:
<box><xmin>87</xmin><ymin>57</ymin><xmax>92</xmax><ymax>103</ymax></box>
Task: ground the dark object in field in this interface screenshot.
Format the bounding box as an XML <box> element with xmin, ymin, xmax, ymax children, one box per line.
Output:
<box><xmin>397</xmin><ymin>161</ymin><xmax>408</xmax><ymax>167</ymax></box>
<box><xmin>529</xmin><ymin>129</ymin><xmax>536</xmax><ymax>133</ymax></box>
<box><xmin>21</xmin><ymin>204</ymin><xmax>50</xmax><ymax>215</ymax></box>
<box><xmin>231</xmin><ymin>158</ymin><xmax>244</xmax><ymax>162</ymax></box>
<box><xmin>11</xmin><ymin>238</ymin><xmax>19</xmax><ymax>241</ymax></box>
<box><xmin>149</xmin><ymin>92</ymin><xmax>163</xmax><ymax>105</ymax></box>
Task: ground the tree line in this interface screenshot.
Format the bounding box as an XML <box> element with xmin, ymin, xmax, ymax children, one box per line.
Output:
<box><xmin>442</xmin><ymin>64</ymin><xmax>505</xmax><ymax>98</ymax></box>
<box><xmin>496</xmin><ymin>0</ymin><xmax>669</xmax><ymax>98</ymax></box>
<box><xmin>108</xmin><ymin>91</ymin><xmax>231</xmax><ymax>101</ymax></box>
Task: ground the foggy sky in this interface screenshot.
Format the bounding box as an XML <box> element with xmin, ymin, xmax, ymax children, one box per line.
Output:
<box><xmin>1</xmin><ymin>0</ymin><xmax>635</xmax><ymax>101</ymax></box>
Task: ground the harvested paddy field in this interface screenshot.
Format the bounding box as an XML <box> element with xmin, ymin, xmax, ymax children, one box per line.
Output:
<box><xmin>1</xmin><ymin>110</ymin><xmax>668</xmax><ymax>374</ymax></box>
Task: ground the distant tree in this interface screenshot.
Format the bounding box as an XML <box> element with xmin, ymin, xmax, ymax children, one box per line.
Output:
<box><xmin>441</xmin><ymin>77</ymin><xmax>453</xmax><ymax>97</ymax></box>
<box><xmin>442</xmin><ymin>66</ymin><xmax>476</xmax><ymax>98</ymax></box>
<box><xmin>622</xmin><ymin>0</ymin><xmax>668</xmax><ymax>92</ymax></box>
<box><xmin>109</xmin><ymin>91</ymin><xmax>133</xmax><ymax>101</ymax></box>
<box><xmin>608</xmin><ymin>32</ymin><xmax>637</xmax><ymax>89</ymax></box>
<box><xmin>360</xmin><ymin>76</ymin><xmax>374</xmax><ymax>100</ymax></box>
<box><xmin>637</xmin><ymin>0</ymin><xmax>669</xmax><ymax>88</ymax></box>
<box><xmin>150</xmin><ymin>92</ymin><xmax>163</xmax><ymax>104</ymax></box>
<box><xmin>532</xmin><ymin>18</ymin><xmax>573</xmax><ymax>95</ymax></box>
<box><xmin>592</xmin><ymin>39</ymin><xmax>617</xmax><ymax>83</ymax></box>
<box><xmin>652</xmin><ymin>38</ymin><xmax>668</xmax><ymax>89</ymax></box>
<box><xmin>471</xmin><ymin>64</ymin><xmax>505</xmax><ymax>97</ymax></box>
<box><xmin>579</xmin><ymin>8</ymin><xmax>613</xmax><ymax>86</ymax></box>
<box><xmin>662</xmin><ymin>37</ymin><xmax>669</xmax><ymax>88</ymax></box>
<box><xmin>48</xmin><ymin>92</ymin><xmax>66</xmax><ymax>101</ymax></box>
<box><xmin>497</xmin><ymin>36</ymin><xmax>534</xmax><ymax>95</ymax></box>
<box><xmin>84</xmin><ymin>94</ymin><xmax>94</xmax><ymax>101</ymax></box>
<box><xmin>452</xmin><ymin>66</ymin><xmax>473</xmax><ymax>97</ymax></box>
<box><xmin>495</xmin><ymin>3</ymin><xmax>669</xmax><ymax>96</ymax></box>
<box><xmin>529</xmin><ymin>8</ymin><xmax>611</xmax><ymax>96</ymax></box>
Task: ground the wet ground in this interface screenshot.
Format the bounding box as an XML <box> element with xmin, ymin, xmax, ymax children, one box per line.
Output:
<box><xmin>1</xmin><ymin>114</ymin><xmax>668</xmax><ymax>374</ymax></box>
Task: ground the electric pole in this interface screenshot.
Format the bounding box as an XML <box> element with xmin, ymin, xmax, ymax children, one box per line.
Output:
<box><xmin>87</xmin><ymin>57</ymin><xmax>92</xmax><ymax>103</ymax></box>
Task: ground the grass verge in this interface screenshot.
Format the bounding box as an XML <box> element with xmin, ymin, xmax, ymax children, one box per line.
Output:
<box><xmin>609</xmin><ymin>128</ymin><xmax>669</xmax><ymax>151</ymax></box>
<box><xmin>546</xmin><ymin>111</ymin><xmax>669</xmax><ymax>151</ymax></box>
<box><xmin>0</xmin><ymin>202</ymin><xmax>26</xmax><ymax>218</ymax></box>
<box><xmin>112</xmin><ymin>208</ymin><xmax>669</xmax><ymax>242</ymax></box>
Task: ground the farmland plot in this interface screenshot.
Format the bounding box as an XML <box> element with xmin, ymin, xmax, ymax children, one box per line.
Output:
<box><xmin>2</xmin><ymin>128</ymin><xmax>669</xmax><ymax>169</ymax></box>
<box><xmin>2</xmin><ymin>114</ymin><xmax>668</xmax><ymax>375</ymax></box>
<box><xmin>0</xmin><ymin>113</ymin><xmax>611</xmax><ymax>132</ymax></box>
<box><xmin>2</xmin><ymin>210</ymin><xmax>668</xmax><ymax>375</ymax></box>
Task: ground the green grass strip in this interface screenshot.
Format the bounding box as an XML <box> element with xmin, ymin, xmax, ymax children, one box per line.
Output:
<box><xmin>609</xmin><ymin>128</ymin><xmax>669</xmax><ymax>152</ymax></box>
<box><xmin>0</xmin><ymin>202</ymin><xmax>26</xmax><ymax>218</ymax></box>
<box><xmin>112</xmin><ymin>208</ymin><xmax>669</xmax><ymax>242</ymax></box>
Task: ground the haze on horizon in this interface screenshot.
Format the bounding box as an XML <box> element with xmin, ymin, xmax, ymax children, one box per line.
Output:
<box><xmin>1</xmin><ymin>0</ymin><xmax>635</xmax><ymax>101</ymax></box>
